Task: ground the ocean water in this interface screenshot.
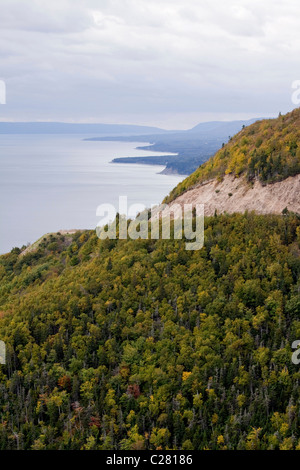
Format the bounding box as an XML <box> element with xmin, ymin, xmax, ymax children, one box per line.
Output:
<box><xmin>0</xmin><ymin>134</ymin><xmax>184</xmax><ymax>254</ymax></box>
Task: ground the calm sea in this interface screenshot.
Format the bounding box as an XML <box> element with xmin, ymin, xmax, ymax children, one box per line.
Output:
<box><xmin>0</xmin><ymin>134</ymin><xmax>184</xmax><ymax>254</ymax></box>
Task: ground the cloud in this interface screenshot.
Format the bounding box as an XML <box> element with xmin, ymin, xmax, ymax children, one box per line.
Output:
<box><xmin>0</xmin><ymin>0</ymin><xmax>299</xmax><ymax>127</ymax></box>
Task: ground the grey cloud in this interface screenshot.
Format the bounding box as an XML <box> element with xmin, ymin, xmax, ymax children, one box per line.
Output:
<box><xmin>0</xmin><ymin>0</ymin><xmax>93</xmax><ymax>32</ymax></box>
<box><xmin>0</xmin><ymin>0</ymin><xmax>299</xmax><ymax>127</ymax></box>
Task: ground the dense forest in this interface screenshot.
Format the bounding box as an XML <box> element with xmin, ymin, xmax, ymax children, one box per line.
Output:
<box><xmin>1</xmin><ymin>212</ymin><xmax>300</xmax><ymax>450</ymax></box>
<box><xmin>165</xmin><ymin>108</ymin><xmax>300</xmax><ymax>203</ymax></box>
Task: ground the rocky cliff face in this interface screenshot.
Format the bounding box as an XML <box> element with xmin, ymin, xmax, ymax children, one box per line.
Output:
<box><xmin>159</xmin><ymin>173</ymin><xmax>300</xmax><ymax>217</ymax></box>
<box><xmin>164</xmin><ymin>108</ymin><xmax>300</xmax><ymax>211</ymax></box>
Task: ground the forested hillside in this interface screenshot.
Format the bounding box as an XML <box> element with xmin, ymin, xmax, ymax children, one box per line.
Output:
<box><xmin>1</xmin><ymin>213</ymin><xmax>300</xmax><ymax>450</ymax></box>
<box><xmin>165</xmin><ymin>108</ymin><xmax>300</xmax><ymax>203</ymax></box>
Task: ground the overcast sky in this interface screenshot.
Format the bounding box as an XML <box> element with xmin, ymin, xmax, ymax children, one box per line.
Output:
<box><xmin>0</xmin><ymin>0</ymin><xmax>299</xmax><ymax>129</ymax></box>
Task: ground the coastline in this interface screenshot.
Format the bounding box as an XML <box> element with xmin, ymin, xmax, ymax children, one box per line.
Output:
<box><xmin>0</xmin><ymin>136</ymin><xmax>185</xmax><ymax>254</ymax></box>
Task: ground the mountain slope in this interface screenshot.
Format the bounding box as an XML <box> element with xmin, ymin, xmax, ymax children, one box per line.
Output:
<box><xmin>165</xmin><ymin>109</ymin><xmax>300</xmax><ymax>204</ymax></box>
<box><xmin>1</xmin><ymin>213</ymin><xmax>300</xmax><ymax>449</ymax></box>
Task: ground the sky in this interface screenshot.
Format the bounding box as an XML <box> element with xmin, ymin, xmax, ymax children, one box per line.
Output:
<box><xmin>0</xmin><ymin>0</ymin><xmax>300</xmax><ymax>129</ymax></box>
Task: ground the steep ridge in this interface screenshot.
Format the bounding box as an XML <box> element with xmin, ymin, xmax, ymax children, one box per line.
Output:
<box><xmin>163</xmin><ymin>108</ymin><xmax>300</xmax><ymax>214</ymax></box>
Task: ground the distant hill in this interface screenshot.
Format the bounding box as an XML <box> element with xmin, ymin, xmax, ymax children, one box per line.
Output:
<box><xmin>86</xmin><ymin>118</ymin><xmax>262</xmax><ymax>175</ymax></box>
<box><xmin>187</xmin><ymin>119</ymin><xmax>259</xmax><ymax>136</ymax></box>
<box><xmin>0</xmin><ymin>122</ymin><xmax>169</xmax><ymax>135</ymax></box>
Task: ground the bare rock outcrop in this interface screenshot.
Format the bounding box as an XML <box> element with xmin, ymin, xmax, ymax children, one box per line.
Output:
<box><xmin>159</xmin><ymin>174</ymin><xmax>300</xmax><ymax>217</ymax></box>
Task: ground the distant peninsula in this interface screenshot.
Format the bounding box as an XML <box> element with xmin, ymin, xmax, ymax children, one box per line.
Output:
<box><xmin>85</xmin><ymin>118</ymin><xmax>261</xmax><ymax>175</ymax></box>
